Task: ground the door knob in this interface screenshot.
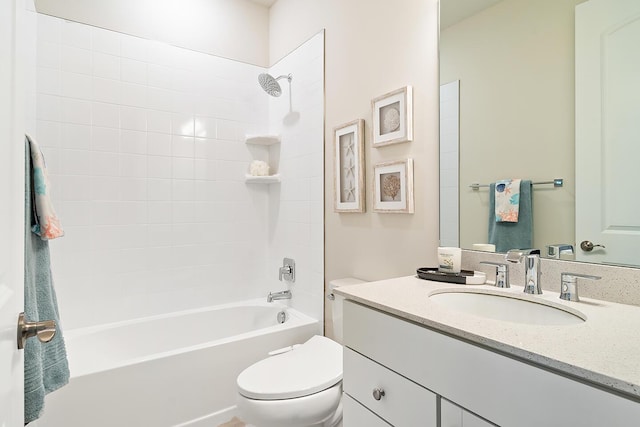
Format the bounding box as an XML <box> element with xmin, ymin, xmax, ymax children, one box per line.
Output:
<box><xmin>580</xmin><ymin>241</ymin><xmax>605</xmax><ymax>252</ymax></box>
<box><xmin>17</xmin><ymin>312</ymin><xmax>56</xmax><ymax>350</ymax></box>
<box><xmin>372</xmin><ymin>388</ymin><xmax>385</xmax><ymax>400</ymax></box>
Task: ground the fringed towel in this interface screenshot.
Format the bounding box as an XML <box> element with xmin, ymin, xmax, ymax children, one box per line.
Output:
<box><xmin>24</xmin><ymin>135</ymin><xmax>70</xmax><ymax>424</ymax></box>
<box><xmin>494</xmin><ymin>178</ymin><xmax>521</xmax><ymax>222</ymax></box>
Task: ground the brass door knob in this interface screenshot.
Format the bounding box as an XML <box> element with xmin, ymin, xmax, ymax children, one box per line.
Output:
<box><xmin>580</xmin><ymin>241</ymin><xmax>605</xmax><ymax>252</ymax></box>
<box><xmin>17</xmin><ymin>312</ymin><xmax>56</xmax><ymax>349</ymax></box>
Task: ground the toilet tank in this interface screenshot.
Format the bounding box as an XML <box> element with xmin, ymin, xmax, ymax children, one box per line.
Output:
<box><xmin>328</xmin><ymin>278</ymin><xmax>366</xmax><ymax>344</ymax></box>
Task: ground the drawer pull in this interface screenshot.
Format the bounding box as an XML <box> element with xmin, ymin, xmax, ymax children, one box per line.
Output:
<box><xmin>372</xmin><ymin>388</ymin><xmax>386</xmax><ymax>401</ymax></box>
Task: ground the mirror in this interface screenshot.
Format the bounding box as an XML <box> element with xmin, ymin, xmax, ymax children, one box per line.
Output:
<box><xmin>439</xmin><ymin>0</ymin><xmax>640</xmax><ymax>267</ymax></box>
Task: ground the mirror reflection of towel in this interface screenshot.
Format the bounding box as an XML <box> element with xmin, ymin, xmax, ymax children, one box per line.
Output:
<box><xmin>489</xmin><ymin>180</ymin><xmax>532</xmax><ymax>252</ymax></box>
<box><xmin>495</xmin><ymin>179</ymin><xmax>521</xmax><ymax>222</ymax></box>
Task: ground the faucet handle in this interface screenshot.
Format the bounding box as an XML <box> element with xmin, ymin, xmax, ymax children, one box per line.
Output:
<box><xmin>560</xmin><ymin>273</ymin><xmax>601</xmax><ymax>302</ymax></box>
<box><xmin>480</xmin><ymin>262</ymin><xmax>510</xmax><ymax>288</ymax></box>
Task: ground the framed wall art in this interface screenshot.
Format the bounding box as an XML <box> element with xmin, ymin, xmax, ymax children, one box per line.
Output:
<box><xmin>371</xmin><ymin>85</ymin><xmax>413</xmax><ymax>147</ymax></box>
<box><xmin>373</xmin><ymin>159</ymin><xmax>414</xmax><ymax>213</ymax></box>
<box><xmin>334</xmin><ymin>119</ymin><xmax>365</xmax><ymax>212</ymax></box>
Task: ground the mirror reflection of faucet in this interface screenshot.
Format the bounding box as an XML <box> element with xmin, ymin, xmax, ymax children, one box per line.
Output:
<box><xmin>506</xmin><ymin>249</ymin><xmax>542</xmax><ymax>295</ymax></box>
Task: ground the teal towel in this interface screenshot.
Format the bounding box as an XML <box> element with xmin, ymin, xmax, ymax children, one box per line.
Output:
<box><xmin>488</xmin><ymin>180</ymin><xmax>533</xmax><ymax>253</ymax></box>
<box><xmin>24</xmin><ymin>137</ymin><xmax>70</xmax><ymax>424</ymax></box>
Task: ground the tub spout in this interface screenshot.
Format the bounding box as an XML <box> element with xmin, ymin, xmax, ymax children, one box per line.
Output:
<box><xmin>267</xmin><ymin>290</ymin><xmax>292</xmax><ymax>303</ymax></box>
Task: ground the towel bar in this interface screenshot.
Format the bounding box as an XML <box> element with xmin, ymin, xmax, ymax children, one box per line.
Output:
<box><xmin>469</xmin><ymin>178</ymin><xmax>563</xmax><ymax>191</ymax></box>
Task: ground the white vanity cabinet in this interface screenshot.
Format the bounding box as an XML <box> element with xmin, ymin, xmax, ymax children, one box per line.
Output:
<box><xmin>342</xmin><ymin>300</ymin><xmax>640</xmax><ymax>427</ymax></box>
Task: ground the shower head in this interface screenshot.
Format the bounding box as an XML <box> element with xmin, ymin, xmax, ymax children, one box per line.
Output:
<box><xmin>258</xmin><ymin>73</ymin><xmax>292</xmax><ymax>97</ymax></box>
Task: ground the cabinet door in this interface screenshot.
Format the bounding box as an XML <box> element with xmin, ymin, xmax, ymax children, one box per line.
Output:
<box><xmin>441</xmin><ymin>399</ymin><xmax>495</xmax><ymax>427</ymax></box>
<box><xmin>343</xmin><ymin>394</ymin><xmax>391</xmax><ymax>427</ymax></box>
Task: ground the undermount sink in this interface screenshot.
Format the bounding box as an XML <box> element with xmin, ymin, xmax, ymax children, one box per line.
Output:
<box><xmin>429</xmin><ymin>290</ymin><xmax>585</xmax><ymax>326</ymax></box>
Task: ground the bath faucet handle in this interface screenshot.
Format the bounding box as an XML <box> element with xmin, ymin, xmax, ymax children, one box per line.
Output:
<box><xmin>480</xmin><ymin>262</ymin><xmax>510</xmax><ymax>288</ymax></box>
<box><xmin>560</xmin><ymin>273</ymin><xmax>601</xmax><ymax>302</ymax></box>
<box><xmin>279</xmin><ymin>257</ymin><xmax>295</xmax><ymax>282</ymax></box>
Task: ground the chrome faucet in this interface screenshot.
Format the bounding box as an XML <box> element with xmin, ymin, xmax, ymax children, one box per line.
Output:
<box><xmin>267</xmin><ymin>290</ymin><xmax>292</xmax><ymax>303</ymax></box>
<box><xmin>279</xmin><ymin>258</ymin><xmax>295</xmax><ymax>282</ymax></box>
<box><xmin>480</xmin><ymin>261</ymin><xmax>510</xmax><ymax>288</ymax></box>
<box><xmin>560</xmin><ymin>273</ymin><xmax>601</xmax><ymax>302</ymax></box>
<box><xmin>506</xmin><ymin>249</ymin><xmax>542</xmax><ymax>294</ymax></box>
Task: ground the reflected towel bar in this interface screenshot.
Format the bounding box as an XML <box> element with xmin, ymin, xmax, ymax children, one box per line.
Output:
<box><xmin>469</xmin><ymin>178</ymin><xmax>563</xmax><ymax>191</ymax></box>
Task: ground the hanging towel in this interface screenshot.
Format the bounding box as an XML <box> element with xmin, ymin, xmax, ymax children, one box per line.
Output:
<box><xmin>26</xmin><ymin>134</ymin><xmax>64</xmax><ymax>240</ymax></box>
<box><xmin>495</xmin><ymin>178</ymin><xmax>521</xmax><ymax>222</ymax></box>
<box><xmin>488</xmin><ymin>180</ymin><xmax>533</xmax><ymax>253</ymax></box>
<box><xmin>24</xmin><ymin>136</ymin><xmax>70</xmax><ymax>424</ymax></box>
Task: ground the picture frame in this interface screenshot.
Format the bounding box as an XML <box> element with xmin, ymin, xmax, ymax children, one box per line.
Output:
<box><xmin>334</xmin><ymin>119</ymin><xmax>365</xmax><ymax>212</ymax></box>
<box><xmin>373</xmin><ymin>159</ymin><xmax>414</xmax><ymax>213</ymax></box>
<box><xmin>371</xmin><ymin>86</ymin><xmax>413</xmax><ymax>147</ymax></box>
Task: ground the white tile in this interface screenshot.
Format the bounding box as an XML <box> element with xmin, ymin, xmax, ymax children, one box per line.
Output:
<box><xmin>37</xmin><ymin>42</ymin><xmax>61</xmax><ymax>70</ymax></box>
<box><xmin>58</xmin><ymin>200</ymin><xmax>92</xmax><ymax>226</ymax></box>
<box><xmin>148</xmin><ymin>179</ymin><xmax>171</xmax><ymax>201</ymax></box>
<box><xmin>92</xmin><ymin>201</ymin><xmax>121</xmax><ymax>225</ymax></box>
<box><xmin>91</xmin><ymin>27</ymin><xmax>120</xmax><ymax>56</ymax></box>
<box><xmin>120</xmin><ymin>82</ymin><xmax>146</xmax><ymax>108</ymax></box>
<box><xmin>121</xmin><ymin>130</ymin><xmax>147</xmax><ymax>155</ymax></box>
<box><xmin>37</xmin><ymin>14</ymin><xmax>61</xmax><ymax>45</ymax></box>
<box><xmin>148</xmin><ymin>64</ymin><xmax>172</xmax><ymax>88</ymax></box>
<box><xmin>121</xmin><ymin>58</ymin><xmax>147</xmax><ymax>85</ymax></box>
<box><xmin>120</xmin><ymin>106</ymin><xmax>147</xmax><ymax>131</ymax></box>
<box><xmin>147</xmin><ymin>201</ymin><xmax>172</xmax><ymax>224</ymax></box>
<box><xmin>147</xmin><ymin>110</ymin><xmax>171</xmax><ymax>134</ymax></box>
<box><xmin>61</xmin><ymin>71</ymin><xmax>92</xmax><ymax>99</ymax></box>
<box><xmin>92</xmin><ymin>126</ymin><xmax>120</xmax><ymax>152</ymax></box>
<box><xmin>216</xmin><ymin>119</ymin><xmax>239</xmax><ymax>141</ymax></box>
<box><xmin>147</xmin><ymin>132</ymin><xmax>171</xmax><ymax>156</ymax></box>
<box><xmin>59</xmin><ymin>175</ymin><xmax>91</xmax><ymax>201</ymax></box>
<box><xmin>93</xmin><ymin>52</ymin><xmax>120</xmax><ymax>80</ymax></box>
<box><xmin>37</xmin><ymin>67</ymin><xmax>60</xmax><ymax>95</ymax></box>
<box><xmin>121</xmin><ymin>36</ymin><xmax>149</xmax><ymax>62</ymax></box>
<box><xmin>61</xmin><ymin>45</ymin><xmax>92</xmax><ymax>74</ymax></box>
<box><xmin>61</xmin><ymin>123</ymin><xmax>91</xmax><ymax>150</ymax></box>
<box><xmin>214</xmin><ymin>140</ymin><xmax>250</xmax><ymax>161</ymax></box>
<box><xmin>92</xmin><ymin>102</ymin><xmax>120</xmax><ymax>128</ymax></box>
<box><xmin>194</xmin><ymin>159</ymin><xmax>216</xmax><ymax>181</ymax></box>
<box><xmin>91</xmin><ymin>176</ymin><xmax>121</xmax><ymax>200</ymax></box>
<box><xmin>61</xmin><ymin>149</ymin><xmax>92</xmax><ymax>175</ymax></box>
<box><xmin>147</xmin><ymin>224</ymin><xmax>171</xmax><ymax>246</ymax></box>
<box><xmin>120</xmin><ymin>179</ymin><xmax>147</xmax><ymax>201</ymax></box>
<box><xmin>172</xmin><ymin>179</ymin><xmax>195</xmax><ymax>201</ymax></box>
<box><xmin>37</xmin><ymin>94</ymin><xmax>61</xmax><ymax>122</ymax></box>
<box><xmin>121</xmin><ymin>154</ymin><xmax>147</xmax><ymax>178</ymax></box>
<box><xmin>36</xmin><ymin>120</ymin><xmax>61</xmax><ymax>148</ymax></box>
<box><xmin>92</xmin><ymin>226</ymin><xmax>122</xmax><ymax>250</ymax></box>
<box><xmin>194</xmin><ymin>116</ymin><xmax>216</xmax><ymax>138</ymax></box>
<box><xmin>172</xmin><ymin>158</ymin><xmax>194</xmax><ymax>180</ymax></box>
<box><xmin>172</xmin><ymin>202</ymin><xmax>195</xmax><ymax>223</ymax></box>
<box><xmin>194</xmin><ymin>138</ymin><xmax>216</xmax><ymax>159</ymax></box>
<box><xmin>93</xmin><ymin>77</ymin><xmax>121</xmax><ymax>104</ymax></box>
<box><xmin>147</xmin><ymin>87</ymin><xmax>173</xmax><ymax>111</ymax></box>
<box><xmin>171</xmin><ymin>113</ymin><xmax>194</xmax><ymax>136</ymax></box>
<box><xmin>171</xmin><ymin>91</ymin><xmax>194</xmax><ymax>114</ymax></box>
<box><xmin>61</xmin><ymin>20</ymin><xmax>91</xmax><ymax>49</ymax></box>
<box><xmin>90</xmin><ymin>151</ymin><xmax>120</xmax><ymax>176</ymax></box>
<box><xmin>61</xmin><ymin>98</ymin><xmax>91</xmax><ymax>124</ymax></box>
<box><xmin>171</xmin><ymin>135</ymin><xmax>194</xmax><ymax>158</ymax></box>
<box><xmin>147</xmin><ymin>156</ymin><xmax>172</xmax><ymax>178</ymax></box>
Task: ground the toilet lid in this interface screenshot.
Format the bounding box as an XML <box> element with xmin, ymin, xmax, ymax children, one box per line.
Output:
<box><xmin>237</xmin><ymin>335</ymin><xmax>343</xmax><ymax>400</ymax></box>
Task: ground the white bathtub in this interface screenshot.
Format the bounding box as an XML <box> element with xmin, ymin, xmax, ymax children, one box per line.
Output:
<box><xmin>35</xmin><ymin>299</ymin><xmax>320</xmax><ymax>427</ymax></box>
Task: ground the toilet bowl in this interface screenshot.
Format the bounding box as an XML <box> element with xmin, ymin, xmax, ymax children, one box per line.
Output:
<box><xmin>236</xmin><ymin>278</ymin><xmax>365</xmax><ymax>427</ymax></box>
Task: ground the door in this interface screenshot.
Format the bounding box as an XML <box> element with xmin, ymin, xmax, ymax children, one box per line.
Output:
<box><xmin>575</xmin><ymin>0</ymin><xmax>640</xmax><ymax>264</ymax></box>
<box><xmin>1</xmin><ymin>0</ymin><xmax>26</xmax><ymax>426</ymax></box>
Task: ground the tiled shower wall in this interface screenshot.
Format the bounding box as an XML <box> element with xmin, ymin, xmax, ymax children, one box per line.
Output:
<box><xmin>267</xmin><ymin>32</ymin><xmax>325</xmax><ymax>321</ymax></box>
<box><xmin>35</xmin><ymin>14</ymin><xmax>274</xmax><ymax>329</ymax></box>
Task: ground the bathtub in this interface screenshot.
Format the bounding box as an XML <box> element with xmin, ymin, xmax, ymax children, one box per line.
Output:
<box><xmin>35</xmin><ymin>299</ymin><xmax>320</xmax><ymax>427</ymax></box>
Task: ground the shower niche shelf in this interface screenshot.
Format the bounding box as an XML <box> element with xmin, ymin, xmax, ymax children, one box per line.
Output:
<box><xmin>245</xmin><ymin>133</ymin><xmax>281</xmax><ymax>184</ymax></box>
<box><xmin>245</xmin><ymin>134</ymin><xmax>281</xmax><ymax>146</ymax></box>
<box><xmin>245</xmin><ymin>174</ymin><xmax>281</xmax><ymax>184</ymax></box>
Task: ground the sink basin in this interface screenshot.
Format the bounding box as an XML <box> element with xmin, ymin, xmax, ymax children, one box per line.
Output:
<box><xmin>429</xmin><ymin>291</ymin><xmax>585</xmax><ymax>325</ymax></box>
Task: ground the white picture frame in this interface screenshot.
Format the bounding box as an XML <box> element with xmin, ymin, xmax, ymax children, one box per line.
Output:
<box><xmin>373</xmin><ymin>159</ymin><xmax>414</xmax><ymax>213</ymax></box>
<box><xmin>334</xmin><ymin>119</ymin><xmax>365</xmax><ymax>213</ymax></box>
<box><xmin>372</xmin><ymin>86</ymin><xmax>413</xmax><ymax>147</ymax></box>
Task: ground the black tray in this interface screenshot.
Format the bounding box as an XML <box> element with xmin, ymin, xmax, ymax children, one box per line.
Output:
<box><xmin>416</xmin><ymin>267</ymin><xmax>477</xmax><ymax>284</ymax></box>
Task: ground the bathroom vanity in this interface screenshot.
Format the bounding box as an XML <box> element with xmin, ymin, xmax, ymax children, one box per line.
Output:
<box><xmin>337</xmin><ymin>276</ymin><xmax>640</xmax><ymax>426</ymax></box>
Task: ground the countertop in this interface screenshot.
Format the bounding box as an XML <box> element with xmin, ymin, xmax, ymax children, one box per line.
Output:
<box><xmin>333</xmin><ymin>275</ymin><xmax>640</xmax><ymax>401</ymax></box>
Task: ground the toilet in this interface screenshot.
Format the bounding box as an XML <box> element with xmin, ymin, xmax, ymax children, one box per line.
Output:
<box><xmin>236</xmin><ymin>278</ymin><xmax>365</xmax><ymax>427</ymax></box>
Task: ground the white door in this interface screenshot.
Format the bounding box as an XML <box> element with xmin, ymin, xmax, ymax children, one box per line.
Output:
<box><xmin>575</xmin><ymin>0</ymin><xmax>640</xmax><ymax>265</ymax></box>
<box><xmin>0</xmin><ymin>0</ymin><xmax>26</xmax><ymax>426</ymax></box>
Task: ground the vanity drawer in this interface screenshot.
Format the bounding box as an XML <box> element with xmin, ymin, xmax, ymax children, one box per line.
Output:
<box><xmin>343</xmin><ymin>347</ymin><xmax>437</xmax><ymax>427</ymax></box>
<box><xmin>342</xmin><ymin>394</ymin><xmax>391</xmax><ymax>427</ymax></box>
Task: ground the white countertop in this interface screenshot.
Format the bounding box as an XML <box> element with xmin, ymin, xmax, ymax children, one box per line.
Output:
<box><xmin>333</xmin><ymin>275</ymin><xmax>640</xmax><ymax>401</ymax></box>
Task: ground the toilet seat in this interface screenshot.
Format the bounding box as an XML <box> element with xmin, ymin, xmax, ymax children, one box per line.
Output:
<box><xmin>237</xmin><ymin>335</ymin><xmax>342</xmax><ymax>400</ymax></box>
